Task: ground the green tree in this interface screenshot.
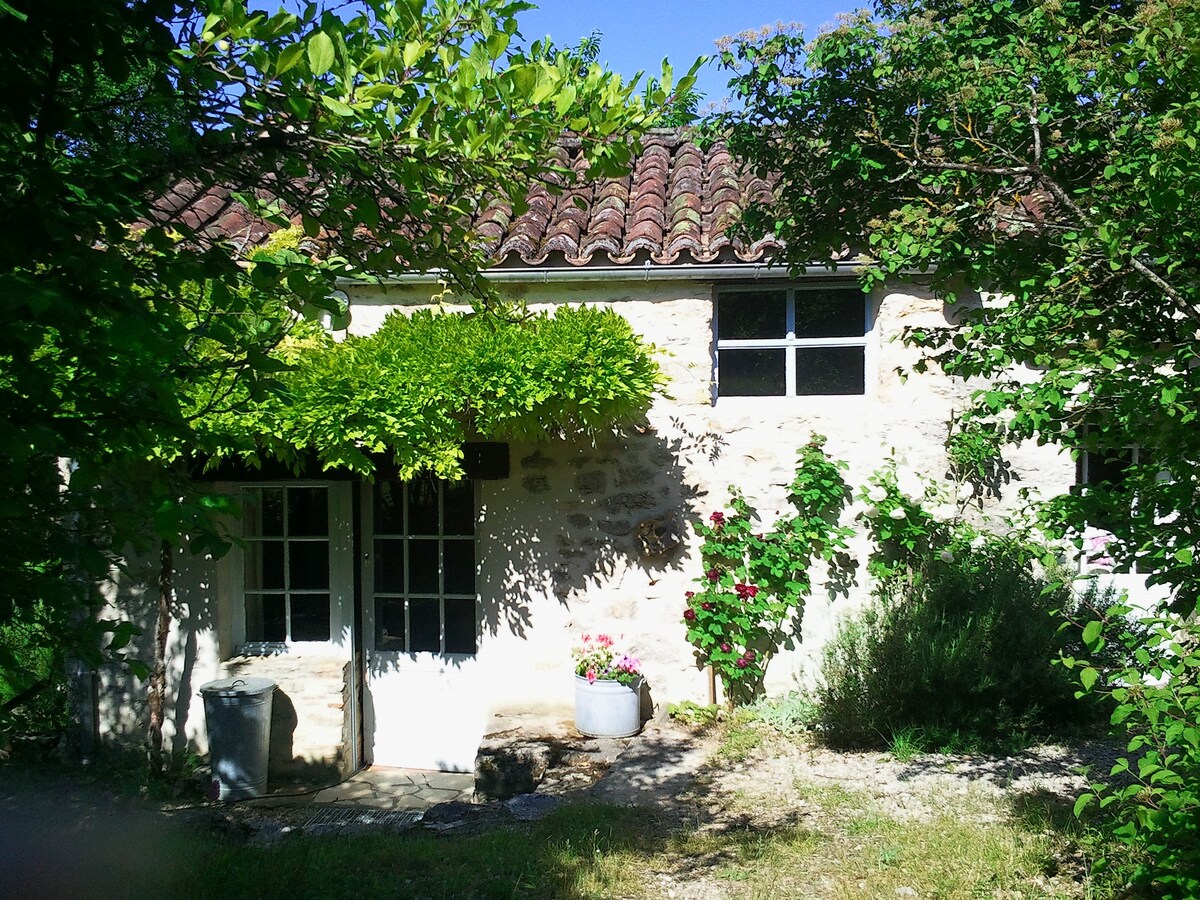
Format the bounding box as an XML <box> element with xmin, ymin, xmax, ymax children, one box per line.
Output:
<box><xmin>716</xmin><ymin>0</ymin><xmax>1200</xmax><ymax>613</ymax></box>
<box><xmin>714</xmin><ymin>1</ymin><xmax>1199</xmax><ymax>888</ymax></box>
<box><xmin>0</xmin><ymin>0</ymin><xmax>689</xmax><ymax>736</ymax></box>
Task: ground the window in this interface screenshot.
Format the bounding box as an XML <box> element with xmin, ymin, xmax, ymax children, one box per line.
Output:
<box><xmin>242</xmin><ymin>486</ymin><xmax>331</xmax><ymax>644</ymax></box>
<box><xmin>715</xmin><ymin>285</ymin><xmax>869</xmax><ymax>396</ymax></box>
<box><xmin>371</xmin><ymin>477</ymin><xmax>477</xmax><ymax>655</ymax></box>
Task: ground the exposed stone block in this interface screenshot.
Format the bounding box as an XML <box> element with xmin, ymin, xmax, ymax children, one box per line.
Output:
<box><xmin>597</xmin><ymin>518</ymin><xmax>633</xmax><ymax>536</ymax></box>
<box><xmin>473</xmin><ymin>739</ymin><xmax>552</xmax><ymax>801</ymax></box>
<box><xmin>521</xmin><ymin>475</ymin><xmax>550</xmax><ymax>494</ymax></box>
<box><xmin>575</xmin><ymin>471</ymin><xmax>608</xmax><ymax>494</ymax></box>
<box><xmin>520</xmin><ymin>450</ymin><xmax>556</xmax><ymax>470</ymax></box>
<box><xmin>603</xmin><ymin>491</ymin><xmax>658</xmax><ymax>514</ymax></box>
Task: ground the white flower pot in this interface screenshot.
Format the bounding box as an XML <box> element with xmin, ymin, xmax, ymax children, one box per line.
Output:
<box><xmin>574</xmin><ymin>675</ymin><xmax>643</xmax><ymax>738</ymax></box>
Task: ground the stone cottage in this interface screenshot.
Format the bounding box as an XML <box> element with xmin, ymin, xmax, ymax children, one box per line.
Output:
<box><xmin>96</xmin><ymin>130</ymin><xmax>1082</xmax><ymax>777</ymax></box>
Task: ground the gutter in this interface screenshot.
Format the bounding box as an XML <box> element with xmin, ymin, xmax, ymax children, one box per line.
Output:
<box><xmin>335</xmin><ymin>261</ymin><xmax>858</xmax><ymax>286</ymax></box>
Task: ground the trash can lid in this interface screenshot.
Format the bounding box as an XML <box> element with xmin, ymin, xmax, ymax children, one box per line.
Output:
<box><xmin>199</xmin><ymin>676</ymin><xmax>276</xmax><ymax>697</ymax></box>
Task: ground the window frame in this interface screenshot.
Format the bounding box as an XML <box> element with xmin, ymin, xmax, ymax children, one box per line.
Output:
<box><xmin>367</xmin><ymin>476</ymin><xmax>479</xmax><ymax>658</ymax></box>
<box><xmin>232</xmin><ymin>481</ymin><xmax>353</xmax><ymax>657</ymax></box>
<box><xmin>713</xmin><ymin>282</ymin><xmax>872</xmax><ymax>398</ymax></box>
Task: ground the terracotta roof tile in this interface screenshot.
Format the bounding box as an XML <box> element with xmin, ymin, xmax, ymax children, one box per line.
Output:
<box><xmin>146</xmin><ymin>129</ymin><xmax>780</xmax><ymax>267</ymax></box>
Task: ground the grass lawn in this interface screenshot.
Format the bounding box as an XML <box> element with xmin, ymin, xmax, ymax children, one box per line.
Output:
<box><xmin>154</xmin><ymin>790</ymin><xmax>1133</xmax><ymax>900</ymax></box>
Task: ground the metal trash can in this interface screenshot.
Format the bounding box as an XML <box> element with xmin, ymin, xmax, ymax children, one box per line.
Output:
<box><xmin>200</xmin><ymin>676</ymin><xmax>275</xmax><ymax>800</ymax></box>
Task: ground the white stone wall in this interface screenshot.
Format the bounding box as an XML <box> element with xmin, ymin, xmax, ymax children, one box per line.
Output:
<box><xmin>350</xmin><ymin>278</ymin><xmax>1077</xmax><ymax>714</ymax></box>
<box><xmin>95</xmin><ymin>275</ymin><xmax>1080</xmax><ymax>768</ymax></box>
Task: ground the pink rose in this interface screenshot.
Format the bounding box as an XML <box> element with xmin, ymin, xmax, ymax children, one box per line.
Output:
<box><xmin>586</xmin><ymin>668</ymin><xmax>596</xmax><ymax>684</ymax></box>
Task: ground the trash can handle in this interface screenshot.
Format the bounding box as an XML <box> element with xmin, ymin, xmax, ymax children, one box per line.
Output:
<box><xmin>231</xmin><ymin>679</ymin><xmax>246</xmax><ymax>687</ymax></box>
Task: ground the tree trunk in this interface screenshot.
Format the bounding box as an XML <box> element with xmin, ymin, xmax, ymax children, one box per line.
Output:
<box><xmin>147</xmin><ymin>538</ymin><xmax>172</xmax><ymax>774</ymax></box>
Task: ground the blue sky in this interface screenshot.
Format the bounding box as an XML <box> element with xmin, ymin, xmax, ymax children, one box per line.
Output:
<box><xmin>518</xmin><ymin>1</ymin><xmax>857</xmax><ymax>107</ymax></box>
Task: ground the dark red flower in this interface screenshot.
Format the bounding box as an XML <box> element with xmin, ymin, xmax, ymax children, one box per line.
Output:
<box><xmin>743</xmin><ymin>650</ymin><xmax>756</xmax><ymax>662</ymax></box>
<box><xmin>701</xmin><ymin>602</ymin><xmax>714</xmax><ymax>611</ymax></box>
<box><xmin>706</xmin><ymin>568</ymin><xmax>721</xmax><ymax>582</ymax></box>
<box><xmin>720</xmin><ymin>642</ymin><xmax>732</xmax><ymax>653</ymax></box>
<box><xmin>709</xmin><ymin>511</ymin><xmax>726</xmax><ymax>527</ymax></box>
<box><xmin>735</xmin><ymin>658</ymin><xmax>748</xmax><ymax>669</ymax></box>
<box><xmin>684</xmin><ymin>591</ymin><xmax>695</xmax><ymax>599</ymax></box>
<box><xmin>683</xmin><ymin>609</ymin><xmax>696</xmax><ymax>622</ymax></box>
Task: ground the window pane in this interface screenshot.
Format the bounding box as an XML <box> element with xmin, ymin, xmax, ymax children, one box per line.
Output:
<box><xmin>408</xmin><ymin>539</ymin><xmax>439</xmax><ymax>593</ymax></box>
<box><xmin>717</xmin><ymin>291</ymin><xmax>786</xmax><ymax>339</ymax></box>
<box><xmin>444</xmin><ymin>599</ymin><xmax>476</xmax><ymax>654</ymax></box>
<box><xmin>374</xmin><ymin>538</ymin><xmax>405</xmax><ymax>593</ymax></box>
<box><xmin>1083</xmin><ymin>448</ymin><xmax>1134</xmax><ymax>487</ymax></box>
<box><xmin>795</xmin><ymin>347</ymin><xmax>865</xmax><ymax>395</ymax></box>
<box><xmin>290</xmin><ymin>594</ymin><xmax>330</xmax><ymax>642</ymax></box>
<box><xmin>443</xmin><ymin>540</ymin><xmax>475</xmax><ymax>595</ymax></box>
<box><xmin>408</xmin><ymin>478</ymin><xmax>439</xmax><ymax>534</ymax></box>
<box><xmin>244</xmin><ymin>488</ymin><xmax>284</xmax><ymax>537</ymax></box>
<box><xmin>246</xmin><ymin>593</ymin><xmax>285</xmax><ymax>642</ymax></box>
<box><xmin>718</xmin><ymin>349</ymin><xmax>786</xmax><ymax>396</ymax></box>
<box><xmin>409</xmin><ymin>598</ymin><xmax>440</xmax><ymax>652</ymax></box>
<box><xmin>244</xmin><ymin>541</ymin><xmax>284</xmax><ymax>590</ymax></box>
<box><xmin>288</xmin><ymin>487</ymin><xmax>328</xmax><ymax>537</ymax></box>
<box><xmin>375</xmin><ymin>598</ymin><xmax>406</xmax><ymax>650</ymax></box>
<box><xmin>289</xmin><ymin>541</ymin><xmax>330</xmax><ymax>589</ymax></box>
<box><xmin>794</xmin><ymin>289</ymin><xmax>867</xmax><ymax>338</ymax></box>
<box><xmin>373</xmin><ymin>480</ymin><xmax>404</xmax><ymax>534</ymax></box>
<box><xmin>443</xmin><ymin>481</ymin><xmax>475</xmax><ymax>536</ymax></box>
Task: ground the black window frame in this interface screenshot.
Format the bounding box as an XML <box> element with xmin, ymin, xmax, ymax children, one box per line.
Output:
<box><xmin>714</xmin><ymin>283</ymin><xmax>871</xmax><ymax>397</ymax></box>
<box><xmin>371</xmin><ymin>475</ymin><xmax>478</xmax><ymax>656</ymax></box>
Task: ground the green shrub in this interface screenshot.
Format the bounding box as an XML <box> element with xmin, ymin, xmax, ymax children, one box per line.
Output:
<box><xmin>816</xmin><ymin>537</ymin><xmax>1103</xmax><ymax>749</ymax></box>
<box><xmin>1067</xmin><ymin>602</ymin><xmax>1200</xmax><ymax>898</ymax></box>
<box><xmin>0</xmin><ymin>613</ymin><xmax>69</xmax><ymax>740</ymax></box>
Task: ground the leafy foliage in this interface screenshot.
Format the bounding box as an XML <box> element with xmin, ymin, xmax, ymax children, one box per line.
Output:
<box><xmin>683</xmin><ymin>436</ymin><xmax>852</xmax><ymax>704</ymax></box>
<box><xmin>1066</xmin><ymin>601</ymin><xmax>1200</xmax><ymax>898</ymax></box>
<box><xmin>192</xmin><ymin>303</ymin><xmax>662</xmax><ymax>478</ymax></box>
<box><xmin>817</xmin><ymin>532</ymin><xmax>1101</xmax><ymax>750</ymax></box>
<box><xmin>0</xmin><ymin>0</ymin><xmax>688</xmax><ymax>719</ymax></box>
<box><xmin>715</xmin><ymin>0</ymin><xmax>1200</xmax><ymax>614</ymax></box>
<box><xmin>714</xmin><ymin>1</ymin><xmax>1199</xmax><ymax>877</ymax></box>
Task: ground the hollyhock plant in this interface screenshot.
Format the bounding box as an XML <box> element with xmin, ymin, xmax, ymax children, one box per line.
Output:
<box><xmin>572</xmin><ymin>633</ymin><xmax>642</xmax><ymax>687</ymax></box>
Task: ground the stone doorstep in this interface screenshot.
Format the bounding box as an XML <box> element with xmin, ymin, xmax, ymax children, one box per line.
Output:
<box><xmin>471</xmin><ymin>712</ymin><xmax>635</xmax><ymax>803</ymax></box>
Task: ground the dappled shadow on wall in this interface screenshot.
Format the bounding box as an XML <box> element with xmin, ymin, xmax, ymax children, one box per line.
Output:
<box><xmin>94</xmin><ymin>547</ymin><xmax>218</xmax><ymax>756</ymax></box>
<box><xmin>476</xmin><ymin>422</ymin><xmax>725</xmax><ymax>642</ymax></box>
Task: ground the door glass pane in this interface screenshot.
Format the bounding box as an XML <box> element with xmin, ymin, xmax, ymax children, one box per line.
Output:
<box><xmin>444</xmin><ymin>599</ymin><xmax>476</xmax><ymax>654</ymax></box>
<box><xmin>375</xmin><ymin>598</ymin><xmax>406</xmax><ymax>650</ymax></box>
<box><xmin>289</xmin><ymin>541</ymin><xmax>330</xmax><ymax>589</ymax></box>
<box><xmin>443</xmin><ymin>481</ymin><xmax>475</xmax><ymax>536</ymax></box>
<box><xmin>443</xmin><ymin>540</ymin><xmax>475</xmax><ymax>596</ymax></box>
<box><xmin>373</xmin><ymin>480</ymin><xmax>404</xmax><ymax>534</ymax></box>
<box><xmin>246</xmin><ymin>593</ymin><xmax>286</xmax><ymax>642</ymax></box>
<box><xmin>794</xmin><ymin>289</ymin><xmax>866</xmax><ymax>338</ymax></box>
<box><xmin>374</xmin><ymin>539</ymin><xmax>405</xmax><ymax>593</ymax></box>
<box><xmin>288</xmin><ymin>487</ymin><xmax>328</xmax><ymax>536</ymax></box>
<box><xmin>244</xmin><ymin>488</ymin><xmax>284</xmax><ymax>537</ymax></box>
<box><xmin>718</xmin><ymin>349</ymin><xmax>786</xmax><ymax>396</ymax></box>
<box><xmin>795</xmin><ymin>347</ymin><xmax>865</xmax><ymax>395</ymax></box>
<box><xmin>244</xmin><ymin>541</ymin><xmax>284</xmax><ymax>590</ymax></box>
<box><xmin>290</xmin><ymin>594</ymin><xmax>331</xmax><ymax>641</ymax></box>
<box><xmin>409</xmin><ymin>598</ymin><xmax>440</xmax><ymax>652</ymax></box>
<box><xmin>408</xmin><ymin>478</ymin><xmax>439</xmax><ymax>534</ymax></box>
<box><xmin>717</xmin><ymin>291</ymin><xmax>786</xmax><ymax>339</ymax></box>
<box><xmin>408</xmin><ymin>539</ymin><xmax>439</xmax><ymax>593</ymax></box>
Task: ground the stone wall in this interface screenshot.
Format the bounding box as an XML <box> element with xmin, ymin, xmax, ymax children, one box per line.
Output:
<box><xmin>225</xmin><ymin>654</ymin><xmax>351</xmax><ymax>780</ymax></box>
<box><xmin>349</xmin><ymin>278</ymin><xmax>1077</xmax><ymax>718</ymax></box>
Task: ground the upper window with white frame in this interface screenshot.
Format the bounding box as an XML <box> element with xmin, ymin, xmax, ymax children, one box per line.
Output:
<box><xmin>715</xmin><ymin>285</ymin><xmax>869</xmax><ymax>397</ymax></box>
